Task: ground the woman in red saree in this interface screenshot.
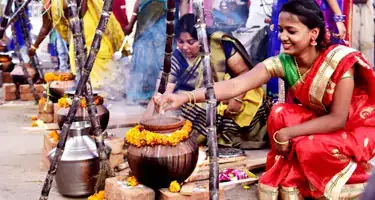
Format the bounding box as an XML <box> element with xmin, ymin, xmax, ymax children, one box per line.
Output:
<box><xmin>154</xmin><ymin>0</ymin><xmax>375</xmax><ymax>199</ymax></box>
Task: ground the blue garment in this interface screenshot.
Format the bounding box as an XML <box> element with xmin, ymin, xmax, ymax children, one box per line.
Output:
<box><xmin>8</xmin><ymin>20</ymin><xmax>27</xmax><ymax>50</ymax></box>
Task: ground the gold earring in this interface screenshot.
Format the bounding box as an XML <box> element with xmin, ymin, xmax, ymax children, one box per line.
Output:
<box><xmin>311</xmin><ymin>38</ymin><xmax>317</xmax><ymax>46</ymax></box>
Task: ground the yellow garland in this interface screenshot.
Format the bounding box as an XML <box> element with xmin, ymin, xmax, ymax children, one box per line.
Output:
<box><xmin>125</xmin><ymin>120</ymin><xmax>192</xmax><ymax>147</ymax></box>
<box><xmin>31</xmin><ymin>121</ymin><xmax>38</xmax><ymax>127</ymax></box>
<box><xmin>87</xmin><ymin>190</ymin><xmax>104</xmax><ymax>200</ymax></box>
<box><xmin>169</xmin><ymin>180</ymin><xmax>181</xmax><ymax>193</ymax></box>
<box><xmin>126</xmin><ymin>176</ymin><xmax>139</xmax><ymax>187</ymax></box>
<box><xmin>44</xmin><ymin>72</ymin><xmax>73</xmax><ymax>83</ymax></box>
<box><xmin>57</xmin><ymin>96</ymin><xmax>103</xmax><ymax>108</ymax></box>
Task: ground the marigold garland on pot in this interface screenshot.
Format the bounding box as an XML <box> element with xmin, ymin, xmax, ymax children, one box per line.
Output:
<box><xmin>125</xmin><ymin>120</ymin><xmax>192</xmax><ymax>147</ymax></box>
<box><xmin>57</xmin><ymin>96</ymin><xmax>103</xmax><ymax>108</ymax></box>
<box><xmin>44</xmin><ymin>72</ymin><xmax>73</xmax><ymax>83</ymax></box>
<box><xmin>48</xmin><ymin>130</ymin><xmax>59</xmax><ymax>142</ymax></box>
<box><xmin>87</xmin><ymin>190</ymin><xmax>104</xmax><ymax>200</ymax></box>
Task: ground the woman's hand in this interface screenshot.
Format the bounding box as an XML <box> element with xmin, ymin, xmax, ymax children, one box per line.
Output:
<box><xmin>274</xmin><ymin>128</ymin><xmax>291</xmax><ymax>156</ymax></box>
<box><xmin>333</xmin><ymin>21</ymin><xmax>346</xmax><ymax>40</ymax></box>
<box><xmin>28</xmin><ymin>47</ymin><xmax>37</xmax><ymax>57</ymax></box>
<box><xmin>225</xmin><ymin>98</ymin><xmax>243</xmax><ymax>116</ymax></box>
<box><xmin>153</xmin><ymin>93</ymin><xmax>187</xmax><ymax>113</ymax></box>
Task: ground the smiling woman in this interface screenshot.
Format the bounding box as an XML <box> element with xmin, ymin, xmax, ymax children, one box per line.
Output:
<box><xmin>153</xmin><ymin>1</ymin><xmax>375</xmax><ymax>199</ymax></box>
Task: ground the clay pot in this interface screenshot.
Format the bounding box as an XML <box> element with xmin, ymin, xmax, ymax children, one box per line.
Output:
<box><xmin>57</xmin><ymin>105</ymin><xmax>110</xmax><ymax>131</ymax></box>
<box><xmin>127</xmin><ymin>116</ymin><xmax>199</xmax><ymax>188</ymax></box>
<box><xmin>49</xmin><ymin>80</ymin><xmax>75</xmax><ymax>99</ymax></box>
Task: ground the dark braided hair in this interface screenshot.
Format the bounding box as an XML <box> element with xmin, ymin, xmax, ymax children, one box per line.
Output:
<box><xmin>280</xmin><ymin>0</ymin><xmax>329</xmax><ymax>49</ymax></box>
<box><xmin>176</xmin><ymin>14</ymin><xmax>198</xmax><ymax>40</ymax></box>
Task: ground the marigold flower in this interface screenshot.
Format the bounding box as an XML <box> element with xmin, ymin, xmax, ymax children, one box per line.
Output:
<box><xmin>57</xmin><ymin>97</ymin><xmax>70</xmax><ymax>108</ymax></box>
<box><xmin>88</xmin><ymin>190</ymin><xmax>104</xmax><ymax>200</ymax></box>
<box><xmin>38</xmin><ymin>98</ymin><xmax>46</xmax><ymax>105</ymax></box>
<box><xmin>44</xmin><ymin>72</ymin><xmax>56</xmax><ymax>83</ymax></box>
<box><xmin>126</xmin><ymin>176</ymin><xmax>139</xmax><ymax>187</ymax></box>
<box><xmin>94</xmin><ymin>96</ymin><xmax>104</xmax><ymax>105</ymax></box>
<box><xmin>31</xmin><ymin>121</ymin><xmax>38</xmax><ymax>127</ymax></box>
<box><xmin>169</xmin><ymin>180</ymin><xmax>181</xmax><ymax>193</ymax></box>
<box><xmin>48</xmin><ymin>130</ymin><xmax>59</xmax><ymax>142</ymax></box>
<box><xmin>31</xmin><ymin>116</ymin><xmax>38</xmax><ymax>121</ymax></box>
<box><xmin>80</xmin><ymin>98</ymin><xmax>87</xmax><ymax>108</ymax></box>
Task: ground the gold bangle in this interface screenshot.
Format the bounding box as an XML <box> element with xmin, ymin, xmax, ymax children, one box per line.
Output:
<box><xmin>234</xmin><ymin>97</ymin><xmax>243</xmax><ymax>103</ymax></box>
<box><xmin>30</xmin><ymin>44</ymin><xmax>37</xmax><ymax>50</ymax></box>
<box><xmin>273</xmin><ymin>131</ymin><xmax>289</xmax><ymax>145</ymax></box>
<box><xmin>182</xmin><ymin>92</ymin><xmax>192</xmax><ymax>104</ymax></box>
<box><xmin>189</xmin><ymin>91</ymin><xmax>196</xmax><ymax>104</ymax></box>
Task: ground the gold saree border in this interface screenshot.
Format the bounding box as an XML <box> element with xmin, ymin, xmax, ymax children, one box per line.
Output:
<box><xmin>324</xmin><ymin>160</ymin><xmax>358</xmax><ymax>200</ymax></box>
<box><xmin>309</xmin><ymin>46</ymin><xmax>357</xmax><ymax>113</ymax></box>
<box><xmin>258</xmin><ymin>183</ymin><xmax>279</xmax><ymax>200</ymax></box>
<box><xmin>280</xmin><ymin>186</ymin><xmax>304</xmax><ymax>200</ymax></box>
<box><xmin>339</xmin><ymin>183</ymin><xmax>366</xmax><ymax>200</ymax></box>
<box><xmin>263</xmin><ymin>56</ymin><xmax>285</xmax><ymax>78</ymax></box>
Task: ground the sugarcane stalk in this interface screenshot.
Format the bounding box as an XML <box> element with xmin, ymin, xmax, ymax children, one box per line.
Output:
<box><xmin>158</xmin><ymin>0</ymin><xmax>175</xmax><ymax>93</ymax></box>
<box><xmin>3</xmin><ymin>0</ymin><xmax>32</xmax><ymax>33</ymax></box>
<box><xmin>0</xmin><ymin>0</ymin><xmax>15</xmax><ymax>39</ymax></box>
<box><xmin>10</xmin><ymin>6</ymin><xmax>40</xmax><ymax>104</ymax></box>
<box><xmin>15</xmin><ymin>0</ymin><xmax>44</xmax><ymax>80</ymax></box>
<box><xmin>39</xmin><ymin>0</ymin><xmax>114</xmax><ymax>198</ymax></box>
<box><xmin>193</xmin><ymin>0</ymin><xmax>219</xmax><ymax>199</ymax></box>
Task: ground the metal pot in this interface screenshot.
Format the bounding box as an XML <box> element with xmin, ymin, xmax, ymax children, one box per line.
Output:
<box><xmin>48</xmin><ymin>121</ymin><xmax>99</xmax><ymax>197</ymax></box>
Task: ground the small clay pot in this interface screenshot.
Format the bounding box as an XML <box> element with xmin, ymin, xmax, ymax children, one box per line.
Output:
<box><xmin>140</xmin><ymin>116</ymin><xmax>185</xmax><ymax>133</ymax></box>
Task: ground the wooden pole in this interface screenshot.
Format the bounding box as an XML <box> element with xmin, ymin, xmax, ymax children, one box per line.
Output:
<box><xmin>193</xmin><ymin>0</ymin><xmax>219</xmax><ymax>199</ymax></box>
<box><xmin>39</xmin><ymin>0</ymin><xmax>115</xmax><ymax>198</ymax></box>
<box><xmin>158</xmin><ymin>0</ymin><xmax>175</xmax><ymax>94</ymax></box>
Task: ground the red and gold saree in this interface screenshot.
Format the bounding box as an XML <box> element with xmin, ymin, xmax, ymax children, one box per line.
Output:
<box><xmin>260</xmin><ymin>45</ymin><xmax>375</xmax><ymax>199</ymax></box>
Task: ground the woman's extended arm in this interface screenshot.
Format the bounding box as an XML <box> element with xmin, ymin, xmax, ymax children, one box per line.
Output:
<box><xmin>277</xmin><ymin>70</ymin><xmax>355</xmax><ymax>143</ymax></box>
<box><xmin>124</xmin><ymin>0</ymin><xmax>140</xmax><ymax>35</ymax></box>
<box><xmin>27</xmin><ymin>13</ymin><xmax>52</xmax><ymax>57</ymax></box>
<box><xmin>155</xmin><ymin>62</ymin><xmax>271</xmax><ymax>112</ymax></box>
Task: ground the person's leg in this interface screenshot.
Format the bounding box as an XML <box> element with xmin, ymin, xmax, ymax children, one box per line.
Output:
<box><xmin>55</xmin><ymin>32</ymin><xmax>70</xmax><ymax>72</ymax></box>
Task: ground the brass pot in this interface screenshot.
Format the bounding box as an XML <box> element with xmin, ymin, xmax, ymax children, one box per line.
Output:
<box><xmin>127</xmin><ymin>116</ymin><xmax>199</xmax><ymax>188</ymax></box>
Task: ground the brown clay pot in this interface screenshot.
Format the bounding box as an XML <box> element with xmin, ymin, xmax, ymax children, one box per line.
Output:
<box><xmin>127</xmin><ymin>116</ymin><xmax>199</xmax><ymax>189</ymax></box>
<box><xmin>57</xmin><ymin>105</ymin><xmax>110</xmax><ymax>131</ymax></box>
<box><xmin>49</xmin><ymin>80</ymin><xmax>75</xmax><ymax>99</ymax></box>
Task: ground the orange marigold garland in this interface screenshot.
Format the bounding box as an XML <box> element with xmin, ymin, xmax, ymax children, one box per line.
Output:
<box><xmin>58</xmin><ymin>96</ymin><xmax>103</xmax><ymax>108</ymax></box>
<box><xmin>125</xmin><ymin>120</ymin><xmax>192</xmax><ymax>147</ymax></box>
<box><xmin>44</xmin><ymin>72</ymin><xmax>73</xmax><ymax>83</ymax></box>
<box><xmin>31</xmin><ymin>115</ymin><xmax>38</xmax><ymax>121</ymax></box>
<box><xmin>44</xmin><ymin>72</ymin><xmax>56</xmax><ymax>83</ymax></box>
<box><xmin>126</xmin><ymin>176</ymin><xmax>139</xmax><ymax>187</ymax></box>
<box><xmin>31</xmin><ymin>121</ymin><xmax>38</xmax><ymax>127</ymax></box>
<box><xmin>38</xmin><ymin>97</ymin><xmax>46</xmax><ymax>105</ymax></box>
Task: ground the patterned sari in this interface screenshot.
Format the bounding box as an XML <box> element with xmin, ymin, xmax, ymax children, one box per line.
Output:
<box><xmin>259</xmin><ymin>45</ymin><xmax>375</xmax><ymax>199</ymax></box>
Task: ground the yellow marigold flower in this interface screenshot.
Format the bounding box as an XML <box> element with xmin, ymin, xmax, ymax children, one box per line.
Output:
<box><xmin>126</xmin><ymin>176</ymin><xmax>139</xmax><ymax>187</ymax></box>
<box><xmin>80</xmin><ymin>98</ymin><xmax>87</xmax><ymax>108</ymax></box>
<box><xmin>242</xmin><ymin>185</ymin><xmax>250</xmax><ymax>190</ymax></box>
<box><xmin>31</xmin><ymin>121</ymin><xmax>38</xmax><ymax>127</ymax></box>
<box><xmin>44</xmin><ymin>72</ymin><xmax>56</xmax><ymax>83</ymax></box>
<box><xmin>48</xmin><ymin>130</ymin><xmax>59</xmax><ymax>142</ymax></box>
<box><xmin>245</xmin><ymin>170</ymin><xmax>257</xmax><ymax>179</ymax></box>
<box><xmin>169</xmin><ymin>180</ymin><xmax>181</xmax><ymax>193</ymax></box>
<box><xmin>31</xmin><ymin>116</ymin><xmax>38</xmax><ymax>121</ymax></box>
<box><xmin>38</xmin><ymin>98</ymin><xmax>46</xmax><ymax>105</ymax></box>
<box><xmin>88</xmin><ymin>190</ymin><xmax>104</xmax><ymax>200</ymax></box>
<box><xmin>57</xmin><ymin>97</ymin><xmax>70</xmax><ymax>108</ymax></box>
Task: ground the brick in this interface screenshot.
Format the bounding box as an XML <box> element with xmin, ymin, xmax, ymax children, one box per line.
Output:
<box><xmin>159</xmin><ymin>181</ymin><xmax>225</xmax><ymax>200</ymax></box>
<box><xmin>43</xmin><ymin>133</ymin><xmax>57</xmax><ymax>152</ymax></box>
<box><xmin>40</xmin><ymin>148</ymin><xmax>51</xmax><ymax>171</ymax></box>
<box><xmin>19</xmin><ymin>84</ymin><xmax>44</xmax><ymax>94</ymax></box>
<box><xmin>3</xmin><ymin>72</ymin><xmax>12</xmax><ymax>83</ymax></box>
<box><xmin>38</xmin><ymin>113</ymin><xmax>54</xmax><ymax>123</ymax></box>
<box><xmin>3</xmin><ymin>92</ymin><xmax>16</xmax><ymax>101</ymax></box>
<box><xmin>109</xmin><ymin>153</ymin><xmax>124</xmax><ymax>169</ymax></box>
<box><xmin>53</xmin><ymin>103</ymin><xmax>59</xmax><ymax>123</ymax></box>
<box><xmin>20</xmin><ymin>92</ymin><xmax>43</xmax><ymax>101</ymax></box>
<box><xmin>3</xmin><ymin>83</ymin><xmax>16</xmax><ymax>93</ymax></box>
<box><xmin>105</xmin><ymin>137</ymin><xmax>124</xmax><ymax>154</ymax></box>
<box><xmin>105</xmin><ymin>176</ymin><xmax>155</xmax><ymax>200</ymax></box>
<box><xmin>38</xmin><ymin>102</ymin><xmax>54</xmax><ymax>114</ymax></box>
